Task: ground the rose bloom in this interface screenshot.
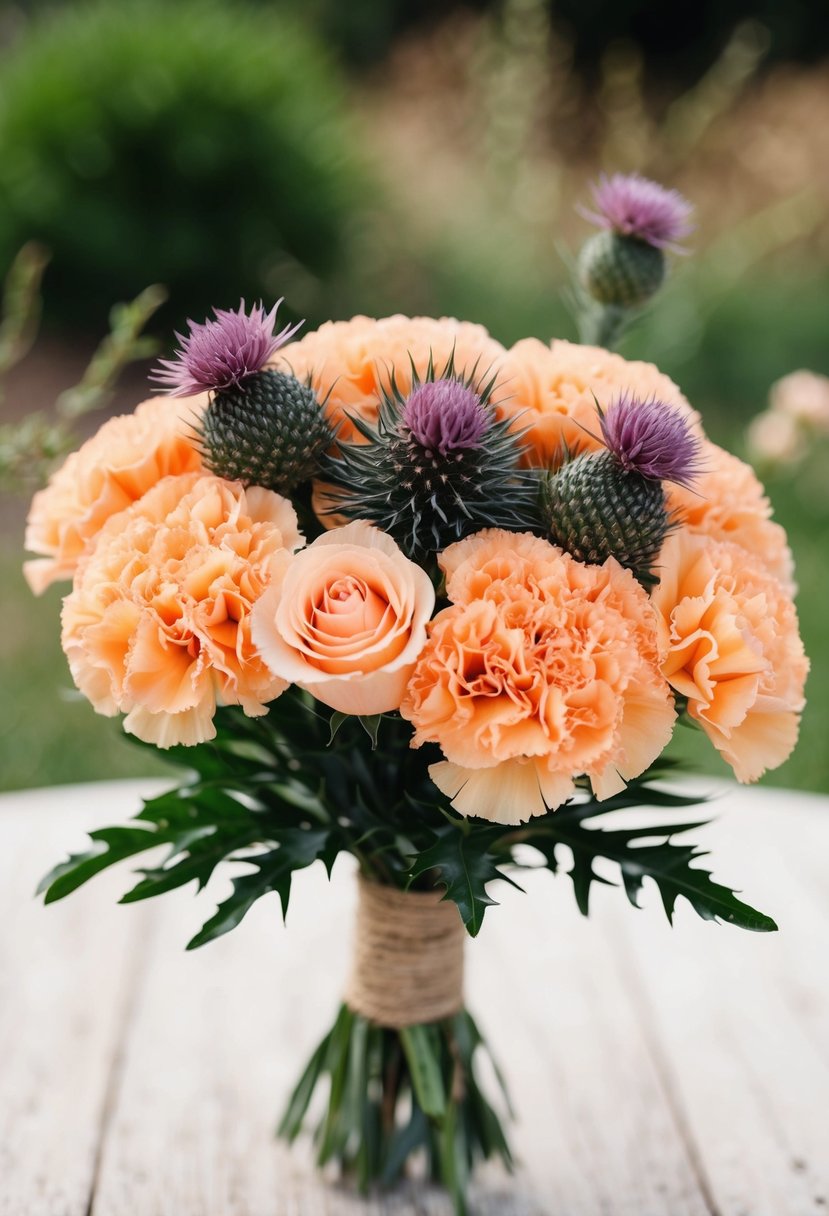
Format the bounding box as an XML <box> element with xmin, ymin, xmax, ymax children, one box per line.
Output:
<box><xmin>276</xmin><ymin>315</ymin><xmax>507</xmax><ymax>445</ymax></box>
<box><xmin>24</xmin><ymin>395</ymin><xmax>205</xmax><ymax>594</ymax></box>
<box><xmin>61</xmin><ymin>472</ymin><xmax>302</xmax><ymax>748</ymax></box>
<box><xmin>666</xmin><ymin>440</ymin><xmax>794</xmax><ymax>590</ymax></box>
<box><xmin>400</xmin><ymin>530</ymin><xmax>675</xmax><ymax>825</ymax></box>
<box><xmin>652</xmin><ymin>531</ymin><xmax>808</xmax><ymax>783</ymax></box>
<box><xmin>497</xmin><ymin>338</ymin><xmax>701</xmax><ymax>467</ymax></box>
<box><xmin>252</xmin><ymin>520</ymin><xmax>435</xmax><ymax>715</ymax></box>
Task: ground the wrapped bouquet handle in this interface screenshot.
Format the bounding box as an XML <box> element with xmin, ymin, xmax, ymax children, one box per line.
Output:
<box><xmin>346</xmin><ymin>877</ymin><xmax>465</xmax><ymax>1027</ymax></box>
<box><xmin>279</xmin><ymin>870</ymin><xmax>512</xmax><ymax>1213</ymax></box>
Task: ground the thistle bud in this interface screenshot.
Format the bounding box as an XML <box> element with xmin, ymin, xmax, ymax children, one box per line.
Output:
<box><xmin>544</xmin><ymin>394</ymin><xmax>701</xmax><ymax>583</ymax></box>
<box><xmin>152</xmin><ymin>299</ymin><xmax>330</xmax><ymax>493</ymax></box>
<box><xmin>575</xmin><ymin>174</ymin><xmax>693</xmax><ymax>348</ymax></box>
<box><xmin>578</xmin><ymin>230</ymin><xmax>665</xmax><ymax>310</ymax></box>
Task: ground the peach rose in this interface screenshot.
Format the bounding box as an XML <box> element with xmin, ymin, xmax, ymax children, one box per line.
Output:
<box><xmin>651</xmin><ymin>531</ymin><xmax>808</xmax><ymax>782</ymax></box>
<box><xmin>400</xmin><ymin>530</ymin><xmax>675</xmax><ymax>824</ymax></box>
<box><xmin>24</xmin><ymin>395</ymin><xmax>206</xmax><ymax>594</ymax></box>
<box><xmin>666</xmin><ymin>440</ymin><xmax>794</xmax><ymax>589</ymax></box>
<box><xmin>252</xmin><ymin>520</ymin><xmax>435</xmax><ymax>715</ymax></box>
<box><xmin>497</xmin><ymin>338</ymin><xmax>702</xmax><ymax>467</ymax></box>
<box><xmin>277</xmin><ymin>315</ymin><xmax>507</xmax><ymax>446</ymax></box>
<box><xmin>61</xmin><ymin>472</ymin><xmax>302</xmax><ymax>748</ymax></box>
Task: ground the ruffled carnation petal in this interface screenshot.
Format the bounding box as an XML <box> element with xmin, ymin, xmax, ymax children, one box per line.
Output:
<box><xmin>429</xmin><ymin>759</ymin><xmax>576</xmax><ymax>825</ymax></box>
<box><xmin>24</xmin><ymin>395</ymin><xmax>206</xmax><ymax>593</ymax></box>
<box><xmin>665</xmin><ymin>441</ymin><xmax>794</xmax><ymax>589</ymax></box>
<box><xmin>652</xmin><ymin>531</ymin><xmax>808</xmax><ymax>782</ymax></box>
<box><xmin>61</xmin><ymin>472</ymin><xmax>300</xmax><ymax>747</ymax></box>
<box><xmin>402</xmin><ymin>529</ymin><xmax>675</xmax><ymax>824</ymax></box>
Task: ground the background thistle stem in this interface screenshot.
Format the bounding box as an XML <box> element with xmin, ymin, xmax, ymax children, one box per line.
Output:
<box><xmin>578</xmin><ymin>301</ymin><xmax>628</xmax><ymax>350</ymax></box>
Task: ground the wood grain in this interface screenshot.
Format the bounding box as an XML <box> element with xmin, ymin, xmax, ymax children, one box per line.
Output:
<box><xmin>0</xmin><ymin>784</ymin><xmax>157</xmax><ymax>1216</ymax></box>
<box><xmin>1</xmin><ymin>778</ymin><xmax>827</xmax><ymax>1215</ymax></box>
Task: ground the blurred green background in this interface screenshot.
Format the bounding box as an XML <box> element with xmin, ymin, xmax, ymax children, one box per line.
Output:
<box><xmin>1</xmin><ymin>0</ymin><xmax>827</xmax><ymax>793</ymax></box>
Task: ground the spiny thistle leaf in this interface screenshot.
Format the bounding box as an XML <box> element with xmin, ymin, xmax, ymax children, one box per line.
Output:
<box><xmin>186</xmin><ymin>828</ymin><xmax>334</xmax><ymax>949</ymax></box>
<box><xmin>520</xmin><ymin>816</ymin><xmax>777</xmax><ymax>932</ymax></box>
<box><xmin>407</xmin><ymin>824</ymin><xmax>519</xmax><ymax>937</ymax></box>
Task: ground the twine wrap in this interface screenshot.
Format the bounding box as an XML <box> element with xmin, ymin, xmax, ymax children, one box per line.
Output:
<box><xmin>345</xmin><ymin>876</ymin><xmax>465</xmax><ymax>1028</ymax></box>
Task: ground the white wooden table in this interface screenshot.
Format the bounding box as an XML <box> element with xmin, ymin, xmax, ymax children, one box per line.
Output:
<box><xmin>1</xmin><ymin>778</ymin><xmax>827</xmax><ymax>1216</ymax></box>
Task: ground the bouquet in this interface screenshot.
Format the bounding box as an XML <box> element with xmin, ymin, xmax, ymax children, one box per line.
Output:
<box><xmin>24</xmin><ymin>176</ymin><xmax>808</xmax><ymax>1214</ymax></box>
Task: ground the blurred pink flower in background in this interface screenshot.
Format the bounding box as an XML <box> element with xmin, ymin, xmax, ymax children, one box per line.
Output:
<box><xmin>748</xmin><ymin>369</ymin><xmax>829</xmax><ymax>468</ymax></box>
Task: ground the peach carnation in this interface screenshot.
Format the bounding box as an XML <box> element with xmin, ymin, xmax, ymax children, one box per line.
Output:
<box><xmin>497</xmin><ymin>338</ymin><xmax>702</xmax><ymax>468</ymax></box>
<box><xmin>666</xmin><ymin>440</ymin><xmax>794</xmax><ymax>589</ymax></box>
<box><xmin>651</xmin><ymin>531</ymin><xmax>808</xmax><ymax>783</ymax></box>
<box><xmin>400</xmin><ymin>530</ymin><xmax>675</xmax><ymax>825</ymax></box>
<box><xmin>252</xmin><ymin>520</ymin><xmax>435</xmax><ymax>715</ymax></box>
<box><xmin>277</xmin><ymin>315</ymin><xmax>506</xmax><ymax>446</ymax></box>
<box><xmin>24</xmin><ymin>395</ymin><xmax>206</xmax><ymax>594</ymax></box>
<box><xmin>61</xmin><ymin>472</ymin><xmax>302</xmax><ymax>748</ymax></box>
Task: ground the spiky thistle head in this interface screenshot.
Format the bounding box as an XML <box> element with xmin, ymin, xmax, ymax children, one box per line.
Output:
<box><xmin>543</xmin><ymin>394</ymin><xmax>701</xmax><ymax>584</ymax></box>
<box><xmin>154</xmin><ymin>299</ymin><xmax>330</xmax><ymax>494</ymax></box>
<box><xmin>577</xmin><ymin>174</ymin><xmax>694</xmax><ymax>317</ymax></box>
<box><xmin>152</xmin><ymin>299</ymin><xmax>302</xmax><ymax>397</ymax></box>
<box><xmin>580</xmin><ymin>173</ymin><xmax>694</xmax><ymax>252</ymax></box>
<box><xmin>322</xmin><ymin>352</ymin><xmax>540</xmax><ymax>559</ymax></box>
<box><xmin>599</xmin><ymin>393</ymin><xmax>702</xmax><ymax>487</ymax></box>
<box><xmin>402</xmin><ymin>379</ymin><xmax>489</xmax><ymax>456</ymax></box>
<box><xmin>196</xmin><ymin>369</ymin><xmax>332</xmax><ymax>496</ymax></box>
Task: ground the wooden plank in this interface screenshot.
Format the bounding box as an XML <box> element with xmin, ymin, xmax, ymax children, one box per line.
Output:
<box><xmin>0</xmin><ymin>782</ymin><xmax>160</xmax><ymax>1216</ymax></box>
<box><xmin>606</xmin><ymin>784</ymin><xmax>829</xmax><ymax>1216</ymax></box>
<box><xmin>469</xmin><ymin>875</ymin><xmax>712</xmax><ymax>1215</ymax></box>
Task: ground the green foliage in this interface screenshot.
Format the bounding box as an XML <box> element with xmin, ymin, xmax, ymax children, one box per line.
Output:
<box><xmin>0</xmin><ymin>241</ymin><xmax>49</xmax><ymax>377</ymax></box>
<box><xmin>278</xmin><ymin>1001</ymin><xmax>511</xmax><ymax>1214</ymax></box>
<box><xmin>408</xmin><ymin>824</ymin><xmax>516</xmax><ymax>937</ymax></box>
<box><xmin>514</xmin><ymin>789</ymin><xmax>778</xmax><ymax>931</ymax></box>
<box><xmin>0</xmin><ymin>0</ymin><xmax>366</xmax><ymax>329</ymax></box>
<box><xmin>0</xmin><ymin>280</ymin><xmax>166</xmax><ymax>490</ymax></box>
<box><xmin>39</xmin><ymin>696</ymin><xmax>776</xmax><ymax>945</ymax></box>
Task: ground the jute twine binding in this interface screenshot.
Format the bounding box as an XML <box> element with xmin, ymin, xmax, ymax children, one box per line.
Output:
<box><xmin>344</xmin><ymin>876</ymin><xmax>465</xmax><ymax>1028</ymax></box>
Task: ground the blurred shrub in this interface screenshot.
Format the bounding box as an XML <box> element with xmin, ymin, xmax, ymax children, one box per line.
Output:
<box><xmin>0</xmin><ymin>0</ymin><xmax>368</xmax><ymax>330</ymax></box>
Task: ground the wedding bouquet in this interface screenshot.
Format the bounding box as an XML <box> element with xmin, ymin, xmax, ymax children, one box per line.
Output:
<box><xmin>24</xmin><ymin>177</ymin><xmax>808</xmax><ymax>1213</ymax></box>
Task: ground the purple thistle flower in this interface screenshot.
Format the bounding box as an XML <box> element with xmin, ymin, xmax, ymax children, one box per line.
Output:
<box><xmin>402</xmin><ymin>379</ymin><xmax>488</xmax><ymax>457</ymax></box>
<box><xmin>600</xmin><ymin>393</ymin><xmax>702</xmax><ymax>487</ymax></box>
<box><xmin>580</xmin><ymin>173</ymin><xmax>694</xmax><ymax>252</ymax></box>
<box><xmin>152</xmin><ymin>299</ymin><xmax>303</xmax><ymax>397</ymax></box>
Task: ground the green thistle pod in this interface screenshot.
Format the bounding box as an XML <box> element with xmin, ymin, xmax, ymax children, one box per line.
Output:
<box><xmin>198</xmin><ymin>369</ymin><xmax>331</xmax><ymax>494</ymax></box>
<box><xmin>574</xmin><ymin>174</ymin><xmax>693</xmax><ymax>349</ymax></box>
<box><xmin>578</xmin><ymin>231</ymin><xmax>665</xmax><ymax>309</ymax></box>
<box><xmin>544</xmin><ymin>449</ymin><xmax>670</xmax><ymax>584</ymax></box>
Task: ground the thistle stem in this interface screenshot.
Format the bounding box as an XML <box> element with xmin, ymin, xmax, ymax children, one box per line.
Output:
<box><xmin>578</xmin><ymin>301</ymin><xmax>629</xmax><ymax>350</ymax></box>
